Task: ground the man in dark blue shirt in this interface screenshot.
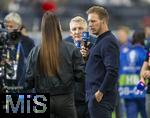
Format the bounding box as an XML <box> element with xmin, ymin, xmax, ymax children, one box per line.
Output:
<box><xmin>84</xmin><ymin>6</ymin><xmax>120</xmax><ymax>118</ymax></box>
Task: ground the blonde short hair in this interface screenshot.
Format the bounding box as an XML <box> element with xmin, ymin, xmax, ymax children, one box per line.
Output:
<box><xmin>4</xmin><ymin>12</ymin><xmax>22</xmax><ymax>27</ymax></box>
<box><xmin>69</xmin><ymin>16</ymin><xmax>87</xmax><ymax>30</ymax></box>
<box><xmin>117</xmin><ymin>26</ymin><xmax>130</xmax><ymax>35</ymax></box>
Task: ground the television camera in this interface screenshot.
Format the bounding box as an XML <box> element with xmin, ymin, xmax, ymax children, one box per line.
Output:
<box><xmin>0</xmin><ymin>21</ymin><xmax>23</xmax><ymax>93</ymax></box>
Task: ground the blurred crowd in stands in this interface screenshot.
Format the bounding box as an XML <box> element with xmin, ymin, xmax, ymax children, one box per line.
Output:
<box><xmin>0</xmin><ymin>0</ymin><xmax>150</xmax><ymax>32</ymax></box>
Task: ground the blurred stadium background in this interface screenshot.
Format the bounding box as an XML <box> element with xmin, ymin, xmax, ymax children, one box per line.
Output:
<box><xmin>0</xmin><ymin>1</ymin><xmax>150</xmax><ymax>117</ymax></box>
<box><xmin>0</xmin><ymin>0</ymin><xmax>150</xmax><ymax>38</ymax></box>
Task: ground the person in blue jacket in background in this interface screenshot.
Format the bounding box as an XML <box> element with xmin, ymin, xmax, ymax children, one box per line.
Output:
<box><xmin>119</xmin><ymin>31</ymin><xmax>147</xmax><ymax>118</ymax></box>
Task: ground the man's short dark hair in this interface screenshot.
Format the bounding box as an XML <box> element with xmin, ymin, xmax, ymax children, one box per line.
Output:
<box><xmin>86</xmin><ymin>6</ymin><xmax>109</xmax><ymax>23</ymax></box>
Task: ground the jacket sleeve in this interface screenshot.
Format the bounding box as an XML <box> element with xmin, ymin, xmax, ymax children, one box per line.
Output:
<box><xmin>24</xmin><ymin>47</ymin><xmax>37</xmax><ymax>92</ymax></box>
<box><xmin>99</xmin><ymin>40</ymin><xmax>119</xmax><ymax>94</ymax></box>
<box><xmin>72</xmin><ymin>48</ymin><xmax>85</xmax><ymax>82</ymax></box>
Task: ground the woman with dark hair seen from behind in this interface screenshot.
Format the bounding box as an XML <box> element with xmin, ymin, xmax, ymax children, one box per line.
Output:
<box><xmin>25</xmin><ymin>11</ymin><xmax>85</xmax><ymax>118</ymax></box>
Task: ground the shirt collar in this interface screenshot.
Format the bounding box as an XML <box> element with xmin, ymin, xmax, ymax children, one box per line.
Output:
<box><xmin>95</xmin><ymin>31</ymin><xmax>111</xmax><ymax>44</ymax></box>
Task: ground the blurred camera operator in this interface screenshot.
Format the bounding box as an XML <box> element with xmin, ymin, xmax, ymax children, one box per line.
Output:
<box><xmin>0</xmin><ymin>12</ymin><xmax>34</xmax><ymax>92</ymax></box>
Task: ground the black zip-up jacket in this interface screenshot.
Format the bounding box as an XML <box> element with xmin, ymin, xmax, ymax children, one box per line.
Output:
<box><xmin>64</xmin><ymin>36</ymin><xmax>96</xmax><ymax>102</ymax></box>
<box><xmin>25</xmin><ymin>41</ymin><xmax>85</xmax><ymax>95</ymax></box>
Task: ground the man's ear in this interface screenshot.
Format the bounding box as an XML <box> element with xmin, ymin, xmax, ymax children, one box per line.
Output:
<box><xmin>101</xmin><ymin>19</ymin><xmax>104</xmax><ymax>24</ymax></box>
<box><xmin>100</xmin><ymin>18</ymin><xmax>105</xmax><ymax>24</ymax></box>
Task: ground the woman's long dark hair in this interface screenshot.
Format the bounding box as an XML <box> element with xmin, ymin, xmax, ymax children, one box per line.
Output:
<box><xmin>39</xmin><ymin>11</ymin><xmax>62</xmax><ymax>76</ymax></box>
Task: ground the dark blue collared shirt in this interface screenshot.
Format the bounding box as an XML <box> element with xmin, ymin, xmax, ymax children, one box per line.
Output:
<box><xmin>85</xmin><ymin>31</ymin><xmax>119</xmax><ymax>105</ymax></box>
